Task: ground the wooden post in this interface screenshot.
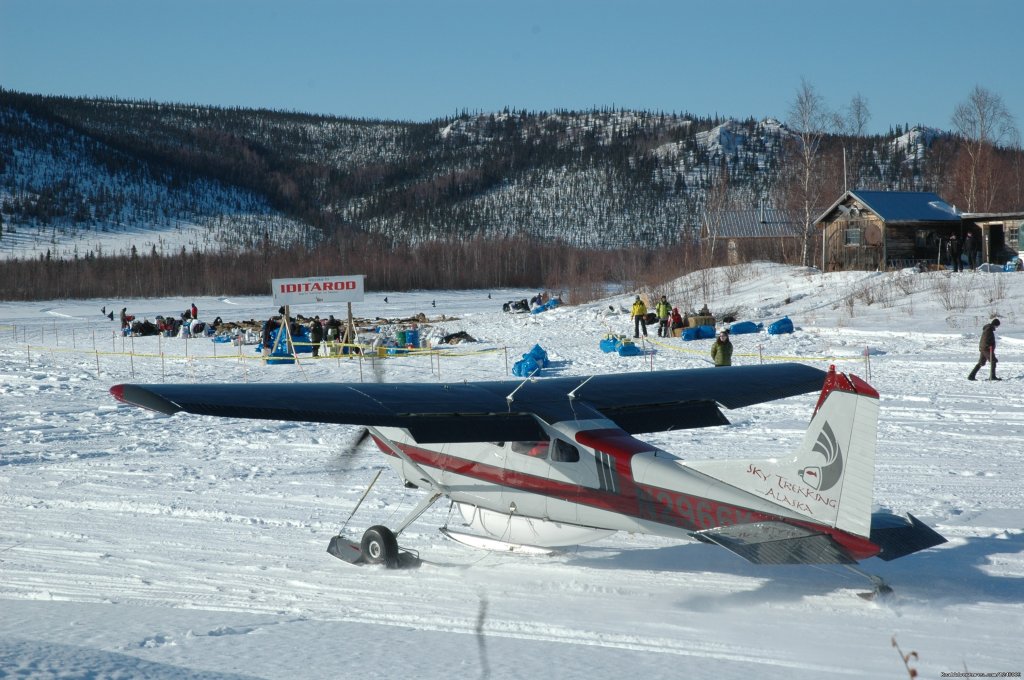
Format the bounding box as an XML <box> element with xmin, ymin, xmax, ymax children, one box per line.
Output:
<box><xmin>346</xmin><ymin>301</ymin><xmax>356</xmax><ymax>356</ymax></box>
<box><xmin>282</xmin><ymin>304</ymin><xmax>295</xmax><ymax>359</ymax></box>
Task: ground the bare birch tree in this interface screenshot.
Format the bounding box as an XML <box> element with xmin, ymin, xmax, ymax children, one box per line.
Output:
<box><xmin>833</xmin><ymin>93</ymin><xmax>871</xmax><ymax>191</ymax></box>
<box><xmin>701</xmin><ymin>161</ymin><xmax>735</xmax><ymax>268</ymax></box>
<box><xmin>785</xmin><ymin>79</ymin><xmax>833</xmax><ymax>267</ymax></box>
<box><xmin>951</xmin><ymin>85</ymin><xmax>1019</xmax><ymax>211</ymax></box>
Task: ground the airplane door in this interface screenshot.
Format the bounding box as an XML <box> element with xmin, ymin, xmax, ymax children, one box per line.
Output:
<box><xmin>500</xmin><ymin>440</ymin><xmax>551</xmax><ymax>519</ymax></box>
<box><xmin>545</xmin><ymin>438</ymin><xmax>600</xmax><ymax>523</ymax></box>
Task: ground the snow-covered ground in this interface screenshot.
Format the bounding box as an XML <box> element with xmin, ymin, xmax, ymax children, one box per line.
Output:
<box><xmin>1</xmin><ymin>262</ymin><xmax>1023</xmax><ymax>679</ymax></box>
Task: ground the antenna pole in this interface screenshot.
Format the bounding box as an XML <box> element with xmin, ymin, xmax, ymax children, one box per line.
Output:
<box><xmin>843</xmin><ymin>147</ymin><xmax>848</xmax><ymax>192</ymax></box>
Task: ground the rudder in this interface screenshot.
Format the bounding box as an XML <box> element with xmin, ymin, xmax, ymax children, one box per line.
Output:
<box><xmin>685</xmin><ymin>366</ymin><xmax>879</xmax><ymax>538</ymax></box>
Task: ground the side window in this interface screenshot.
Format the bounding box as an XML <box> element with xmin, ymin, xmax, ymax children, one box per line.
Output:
<box><xmin>509</xmin><ymin>441</ymin><xmax>549</xmax><ymax>459</ymax></box>
<box><xmin>551</xmin><ymin>439</ymin><xmax>580</xmax><ymax>463</ymax></box>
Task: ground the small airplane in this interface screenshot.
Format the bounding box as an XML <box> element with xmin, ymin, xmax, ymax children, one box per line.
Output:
<box><xmin>110</xmin><ymin>362</ymin><xmax>945</xmax><ymax>597</ymax></box>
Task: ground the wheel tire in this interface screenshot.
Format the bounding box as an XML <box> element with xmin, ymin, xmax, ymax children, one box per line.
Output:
<box><xmin>360</xmin><ymin>525</ymin><xmax>399</xmax><ymax>568</ymax></box>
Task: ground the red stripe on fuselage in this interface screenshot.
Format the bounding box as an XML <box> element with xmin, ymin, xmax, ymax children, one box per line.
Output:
<box><xmin>381</xmin><ymin>434</ymin><xmax>778</xmax><ymax>531</ymax></box>
<box><xmin>575</xmin><ymin>428</ymin><xmax>653</xmax><ymax>457</ymax></box>
<box><xmin>373</xmin><ymin>436</ymin><xmax>634</xmax><ymax>513</ymax></box>
<box><xmin>373</xmin><ymin>436</ymin><xmax>879</xmax><ymax>559</ymax></box>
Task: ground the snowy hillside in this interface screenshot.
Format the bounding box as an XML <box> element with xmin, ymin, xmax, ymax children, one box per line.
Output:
<box><xmin>1</xmin><ymin>262</ymin><xmax>1023</xmax><ymax>678</ymax></box>
<box><xmin>5</xmin><ymin>92</ymin><xmax>987</xmax><ymax>255</ymax></box>
<box><xmin>0</xmin><ymin>104</ymin><xmax>312</xmax><ymax>261</ymax></box>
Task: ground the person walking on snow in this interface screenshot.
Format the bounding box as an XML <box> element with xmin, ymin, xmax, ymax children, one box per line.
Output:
<box><xmin>655</xmin><ymin>295</ymin><xmax>672</xmax><ymax>337</ymax></box>
<box><xmin>631</xmin><ymin>296</ymin><xmax>648</xmax><ymax>338</ymax></box>
<box><xmin>968</xmin><ymin>318</ymin><xmax>1001</xmax><ymax>381</ymax></box>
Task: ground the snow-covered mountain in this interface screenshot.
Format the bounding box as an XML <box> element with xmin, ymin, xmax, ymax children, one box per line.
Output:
<box><xmin>0</xmin><ymin>92</ymin><xmax>995</xmax><ymax>259</ymax></box>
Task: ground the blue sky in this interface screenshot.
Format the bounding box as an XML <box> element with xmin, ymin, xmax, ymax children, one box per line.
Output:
<box><xmin>2</xmin><ymin>0</ymin><xmax>1021</xmax><ymax>135</ymax></box>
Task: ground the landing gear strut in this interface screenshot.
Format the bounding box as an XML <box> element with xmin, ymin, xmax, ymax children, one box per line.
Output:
<box><xmin>327</xmin><ymin>468</ymin><xmax>443</xmax><ymax>568</ymax></box>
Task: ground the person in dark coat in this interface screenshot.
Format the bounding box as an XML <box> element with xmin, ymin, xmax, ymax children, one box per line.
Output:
<box><xmin>964</xmin><ymin>232</ymin><xmax>979</xmax><ymax>269</ymax></box>
<box><xmin>968</xmin><ymin>318</ymin><xmax>1001</xmax><ymax>381</ymax></box>
<box><xmin>262</xmin><ymin>317</ymin><xmax>280</xmax><ymax>355</ymax></box>
<box><xmin>946</xmin><ymin>234</ymin><xmax>963</xmax><ymax>272</ymax></box>
<box><xmin>309</xmin><ymin>316</ymin><xmax>324</xmax><ymax>357</ymax></box>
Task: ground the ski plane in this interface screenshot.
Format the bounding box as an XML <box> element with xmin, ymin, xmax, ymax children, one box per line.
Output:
<box><xmin>110</xmin><ymin>362</ymin><xmax>945</xmax><ymax>596</ymax></box>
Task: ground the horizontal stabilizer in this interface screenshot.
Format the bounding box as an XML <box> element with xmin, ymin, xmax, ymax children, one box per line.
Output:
<box><xmin>869</xmin><ymin>513</ymin><xmax>947</xmax><ymax>561</ymax></box>
<box><xmin>694</xmin><ymin>521</ymin><xmax>856</xmax><ymax>565</ymax></box>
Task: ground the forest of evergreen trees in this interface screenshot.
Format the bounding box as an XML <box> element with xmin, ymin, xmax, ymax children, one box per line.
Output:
<box><xmin>1</xmin><ymin>88</ymin><xmax>1022</xmax><ymax>300</ymax></box>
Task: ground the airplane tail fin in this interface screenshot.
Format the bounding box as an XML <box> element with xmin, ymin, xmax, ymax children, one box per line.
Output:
<box><xmin>687</xmin><ymin>366</ymin><xmax>879</xmax><ymax>539</ymax></box>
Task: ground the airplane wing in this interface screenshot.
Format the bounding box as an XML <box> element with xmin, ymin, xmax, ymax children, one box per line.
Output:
<box><xmin>111</xmin><ymin>362</ymin><xmax>826</xmax><ymax>443</ymax></box>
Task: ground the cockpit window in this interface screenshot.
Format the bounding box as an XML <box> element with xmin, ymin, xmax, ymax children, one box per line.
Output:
<box><xmin>509</xmin><ymin>441</ymin><xmax>550</xmax><ymax>459</ymax></box>
<box><xmin>551</xmin><ymin>439</ymin><xmax>580</xmax><ymax>463</ymax></box>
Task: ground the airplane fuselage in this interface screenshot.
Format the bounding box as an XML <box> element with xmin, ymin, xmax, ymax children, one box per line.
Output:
<box><xmin>371</xmin><ymin>417</ymin><xmax>850</xmax><ymax>551</ymax></box>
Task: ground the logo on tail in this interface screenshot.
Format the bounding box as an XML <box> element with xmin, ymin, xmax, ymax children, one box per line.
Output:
<box><xmin>799</xmin><ymin>422</ymin><xmax>843</xmax><ymax>491</ymax></box>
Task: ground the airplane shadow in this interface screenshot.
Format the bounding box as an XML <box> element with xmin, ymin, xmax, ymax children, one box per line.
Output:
<box><xmin>564</xmin><ymin>530</ymin><xmax>1024</xmax><ymax>609</ymax></box>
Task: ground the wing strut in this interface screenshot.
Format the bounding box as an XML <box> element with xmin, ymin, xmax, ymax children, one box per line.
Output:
<box><xmin>505</xmin><ymin>374</ymin><xmax>538</xmax><ymax>406</ymax></box>
<box><xmin>568</xmin><ymin>375</ymin><xmax>595</xmax><ymax>401</ymax></box>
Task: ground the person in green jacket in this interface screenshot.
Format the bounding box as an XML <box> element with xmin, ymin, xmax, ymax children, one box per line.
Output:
<box><xmin>655</xmin><ymin>295</ymin><xmax>672</xmax><ymax>337</ymax></box>
<box><xmin>711</xmin><ymin>329</ymin><xmax>733</xmax><ymax>366</ymax></box>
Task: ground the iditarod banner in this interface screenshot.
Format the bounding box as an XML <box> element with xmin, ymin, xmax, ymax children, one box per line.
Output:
<box><xmin>272</xmin><ymin>275</ymin><xmax>365</xmax><ymax>306</ymax></box>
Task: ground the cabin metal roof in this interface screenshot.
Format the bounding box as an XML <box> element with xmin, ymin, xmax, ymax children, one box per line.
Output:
<box><xmin>816</xmin><ymin>190</ymin><xmax>961</xmax><ymax>225</ymax></box>
<box><xmin>704</xmin><ymin>208</ymin><xmax>801</xmax><ymax>239</ymax></box>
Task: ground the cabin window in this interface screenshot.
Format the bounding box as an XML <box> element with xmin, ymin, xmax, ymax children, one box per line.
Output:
<box><xmin>844</xmin><ymin>224</ymin><xmax>861</xmax><ymax>246</ymax></box>
<box><xmin>551</xmin><ymin>439</ymin><xmax>580</xmax><ymax>463</ymax></box>
<box><xmin>509</xmin><ymin>441</ymin><xmax>549</xmax><ymax>459</ymax></box>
